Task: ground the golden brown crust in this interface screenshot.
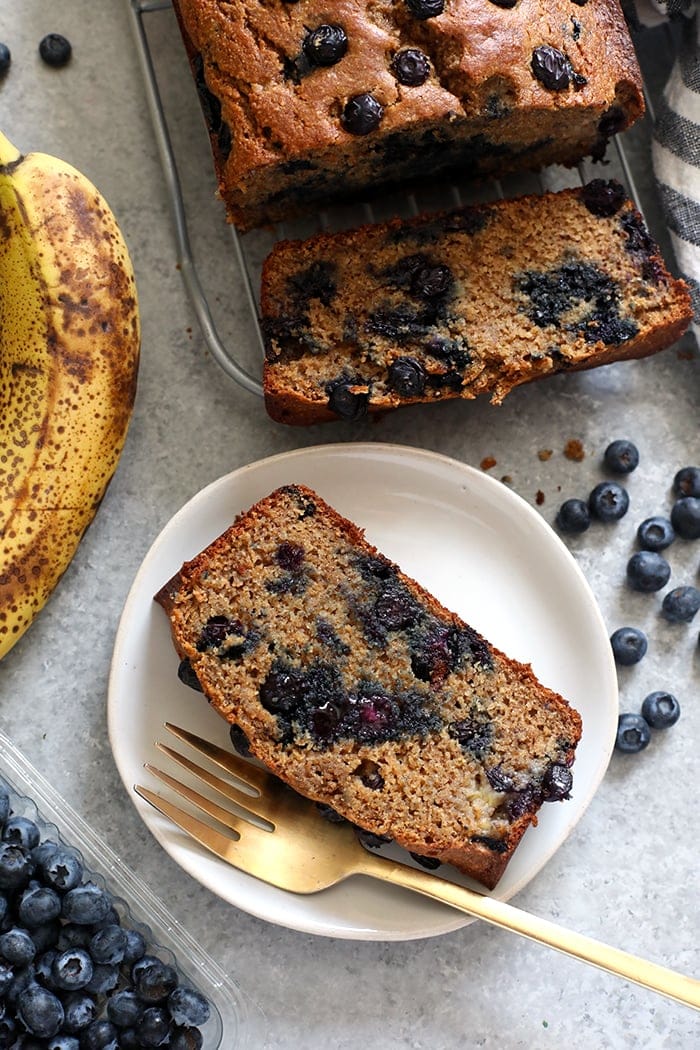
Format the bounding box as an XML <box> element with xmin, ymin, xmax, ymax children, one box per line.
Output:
<box><xmin>260</xmin><ymin>185</ymin><xmax>692</xmax><ymax>425</ymax></box>
<box><xmin>171</xmin><ymin>0</ymin><xmax>643</xmax><ymax>230</ymax></box>
<box><xmin>156</xmin><ymin>484</ymin><xmax>582</xmax><ymax>889</ymax></box>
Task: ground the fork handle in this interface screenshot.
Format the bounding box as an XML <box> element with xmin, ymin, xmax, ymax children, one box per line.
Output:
<box><xmin>356</xmin><ymin>853</ymin><xmax>699</xmax><ymax>1011</ymax></box>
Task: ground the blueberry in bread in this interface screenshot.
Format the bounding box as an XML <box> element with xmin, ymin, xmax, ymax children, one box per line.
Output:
<box><xmin>260</xmin><ymin>182</ymin><xmax>692</xmax><ymax>424</ymax></box>
<box><xmin>170</xmin><ymin>0</ymin><xmax>644</xmax><ymax>230</ymax></box>
<box><xmin>155</xmin><ymin>484</ymin><xmax>583</xmax><ymax>889</ymax></box>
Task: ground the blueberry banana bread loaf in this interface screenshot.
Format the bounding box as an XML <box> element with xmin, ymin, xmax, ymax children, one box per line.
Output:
<box><xmin>155</xmin><ymin>484</ymin><xmax>582</xmax><ymax>889</ymax></box>
<box><xmin>171</xmin><ymin>0</ymin><xmax>643</xmax><ymax>230</ymax></box>
<box><xmin>261</xmin><ymin>181</ymin><xmax>692</xmax><ymax>424</ymax></box>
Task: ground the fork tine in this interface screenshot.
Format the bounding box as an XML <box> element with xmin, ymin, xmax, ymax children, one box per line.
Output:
<box><xmin>153</xmin><ymin>744</ymin><xmax>275</xmax><ymax>825</ymax></box>
<box><xmin>144</xmin><ymin>763</ymin><xmax>274</xmax><ymax>841</ymax></box>
<box><xmin>164</xmin><ymin>723</ymin><xmax>272</xmax><ymax>794</ymax></box>
<box><xmin>135</xmin><ymin>784</ymin><xmax>242</xmax><ymax>860</ymax></box>
<box><xmin>135</xmin><ymin>781</ymin><xmax>324</xmax><ymax>892</ymax></box>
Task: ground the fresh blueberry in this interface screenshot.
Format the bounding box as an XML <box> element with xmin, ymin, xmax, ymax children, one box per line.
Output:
<box><xmin>661</xmin><ymin>585</ymin><xmax>700</xmax><ymax>623</ymax></box>
<box><xmin>0</xmin><ymin>841</ymin><xmax>34</xmax><ymax>889</ymax></box>
<box><xmin>391</xmin><ymin>48</ymin><xmax>430</xmax><ymax>86</ymax></box>
<box><xmin>38</xmin><ymin>33</ymin><xmax>72</xmax><ymax>68</ymax></box>
<box><xmin>170</xmin><ymin>1027</ymin><xmax>205</xmax><ymax>1050</ymax></box>
<box><xmin>0</xmin><ymin>960</ymin><xmax>13</xmax><ymax>995</ymax></box>
<box><xmin>5</xmin><ymin>963</ymin><xmax>36</xmax><ymax>1009</ymax></box>
<box><xmin>3</xmin><ymin>815</ymin><xmax>41</xmax><ymax>850</ymax></box>
<box><xmin>47</xmin><ymin>1035</ymin><xmax>81</xmax><ymax>1050</ymax></box>
<box><xmin>84</xmin><ymin>962</ymin><xmax>120</xmax><ymax>996</ymax></box>
<box><xmin>62</xmin><ymin>991</ymin><xmax>98</xmax><ymax>1033</ymax></box>
<box><xmin>0</xmin><ymin>926</ymin><xmax>37</xmax><ymax>966</ymax></box>
<box><xmin>670</xmin><ymin>496</ymin><xmax>700</xmax><ymax>539</ymax></box>
<box><xmin>610</xmin><ymin>626</ymin><xmax>647</xmax><ymax>666</ymax></box>
<box><xmin>123</xmin><ymin>927</ymin><xmax>147</xmax><ymax>966</ymax></box>
<box><xmin>51</xmin><ymin>947</ymin><xmax>94</xmax><ymax>990</ymax></box>
<box><xmin>79</xmin><ymin>1018</ymin><xmax>120</xmax><ymax>1050</ymax></box>
<box><xmin>672</xmin><ymin>466</ymin><xmax>700</xmax><ymax>498</ymax></box>
<box><xmin>168</xmin><ymin>985</ymin><xmax>212</xmax><ymax>1028</ymax></box>
<box><xmin>107</xmin><ymin>989</ymin><xmax>144</xmax><ymax>1028</ymax></box>
<box><xmin>405</xmin><ymin>0</ymin><xmax>445</xmax><ymax>17</ymax></box>
<box><xmin>603</xmin><ymin>439</ymin><xmax>639</xmax><ymax>474</ymax></box>
<box><xmin>615</xmin><ymin>713</ymin><xmax>651</xmax><ymax>753</ymax></box>
<box><xmin>641</xmin><ymin>691</ymin><xmax>681</xmax><ymax>729</ymax></box>
<box><xmin>18</xmin><ymin>884</ymin><xmax>62</xmax><ymax>927</ymax></box>
<box><xmin>16</xmin><ymin>982</ymin><xmax>64</xmax><ymax>1038</ymax></box>
<box><xmin>626</xmin><ymin>551</ymin><xmax>671</xmax><ymax>592</ymax></box>
<box><xmin>29</xmin><ymin>917</ymin><xmax>61</xmax><ymax>953</ymax></box>
<box><xmin>61</xmin><ymin>882</ymin><xmax>111</xmax><ymax>925</ymax></box>
<box><xmin>588</xmin><ymin>481</ymin><xmax>629</xmax><ymax>522</ymax></box>
<box><xmin>31</xmin><ymin>838</ymin><xmax>60</xmax><ymax>869</ymax></box>
<box><xmin>636</xmin><ymin>516</ymin><xmax>675</xmax><ymax>552</ymax></box>
<box><xmin>0</xmin><ymin>43</ymin><xmax>10</xmax><ymax>77</ymax></box>
<box><xmin>56</xmin><ymin>923</ymin><xmax>91</xmax><ymax>951</ymax></box>
<box><xmin>132</xmin><ymin>955</ymin><xmax>178</xmax><ymax>1003</ymax></box>
<box><xmin>42</xmin><ymin>846</ymin><xmax>83</xmax><ymax>892</ymax></box>
<box><xmin>137</xmin><ymin>1005</ymin><xmax>173</xmax><ymax>1047</ymax></box>
<box><xmin>341</xmin><ymin>93</ymin><xmax>383</xmax><ymax>135</ymax></box>
<box><xmin>555</xmin><ymin>497</ymin><xmax>591</xmax><ymax>533</ymax></box>
<box><xmin>303</xmin><ymin>24</ymin><xmax>348</xmax><ymax>67</ymax></box>
<box><xmin>89</xmin><ymin>924</ymin><xmax>127</xmax><ymax>965</ymax></box>
<box><xmin>35</xmin><ymin>947</ymin><xmax>59</xmax><ymax>987</ymax></box>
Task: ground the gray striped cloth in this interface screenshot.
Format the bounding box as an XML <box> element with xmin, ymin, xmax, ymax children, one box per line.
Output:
<box><xmin>631</xmin><ymin>0</ymin><xmax>699</xmax><ymax>342</ymax></box>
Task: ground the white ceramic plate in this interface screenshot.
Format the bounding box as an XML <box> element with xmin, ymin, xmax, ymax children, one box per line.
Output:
<box><xmin>108</xmin><ymin>442</ymin><xmax>617</xmax><ymax>940</ymax></box>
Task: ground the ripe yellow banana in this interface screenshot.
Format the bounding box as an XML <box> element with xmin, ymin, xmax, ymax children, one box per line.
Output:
<box><xmin>0</xmin><ymin>131</ymin><xmax>140</xmax><ymax>659</ymax></box>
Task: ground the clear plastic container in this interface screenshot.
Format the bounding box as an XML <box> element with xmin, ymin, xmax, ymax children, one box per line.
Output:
<box><xmin>0</xmin><ymin>730</ymin><xmax>265</xmax><ymax>1047</ymax></box>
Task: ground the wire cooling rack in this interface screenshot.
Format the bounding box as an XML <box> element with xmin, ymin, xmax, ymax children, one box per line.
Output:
<box><xmin>127</xmin><ymin>0</ymin><xmax>669</xmax><ymax>400</ymax></box>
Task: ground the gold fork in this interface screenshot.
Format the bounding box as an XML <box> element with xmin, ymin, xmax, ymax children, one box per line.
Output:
<box><xmin>135</xmin><ymin>724</ymin><xmax>699</xmax><ymax>1011</ymax></box>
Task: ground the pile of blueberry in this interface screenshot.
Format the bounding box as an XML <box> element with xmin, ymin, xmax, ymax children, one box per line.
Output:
<box><xmin>555</xmin><ymin>441</ymin><xmax>700</xmax><ymax>754</ymax></box>
<box><xmin>0</xmin><ymin>782</ymin><xmax>211</xmax><ymax>1049</ymax></box>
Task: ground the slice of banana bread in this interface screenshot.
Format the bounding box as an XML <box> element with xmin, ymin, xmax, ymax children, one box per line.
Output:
<box><xmin>155</xmin><ymin>484</ymin><xmax>582</xmax><ymax>889</ymax></box>
<box><xmin>260</xmin><ymin>181</ymin><xmax>692</xmax><ymax>424</ymax></box>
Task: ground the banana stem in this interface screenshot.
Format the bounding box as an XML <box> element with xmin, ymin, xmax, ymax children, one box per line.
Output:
<box><xmin>0</xmin><ymin>131</ymin><xmax>22</xmax><ymax>168</ymax></box>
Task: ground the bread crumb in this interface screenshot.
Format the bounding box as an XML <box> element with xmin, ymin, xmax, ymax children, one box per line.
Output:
<box><xmin>564</xmin><ymin>439</ymin><xmax>585</xmax><ymax>462</ymax></box>
<box><xmin>535</xmin><ymin>490</ymin><xmax>545</xmax><ymax>506</ymax></box>
<box><xmin>480</xmin><ymin>456</ymin><xmax>497</xmax><ymax>471</ymax></box>
<box><xmin>501</xmin><ymin>475</ymin><xmax>513</xmax><ymax>486</ymax></box>
<box><xmin>537</xmin><ymin>449</ymin><xmax>553</xmax><ymax>461</ymax></box>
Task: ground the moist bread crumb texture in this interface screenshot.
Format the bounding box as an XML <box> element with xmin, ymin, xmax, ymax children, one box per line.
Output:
<box><xmin>171</xmin><ymin>0</ymin><xmax>644</xmax><ymax>230</ymax></box>
<box><xmin>260</xmin><ymin>183</ymin><xmax>693</xmax><ymax>424</ymax></box>
<box><xmin>156</xmin><ymin>484</ymin><xmax>583</xmax><ymax>888</ymax></box>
